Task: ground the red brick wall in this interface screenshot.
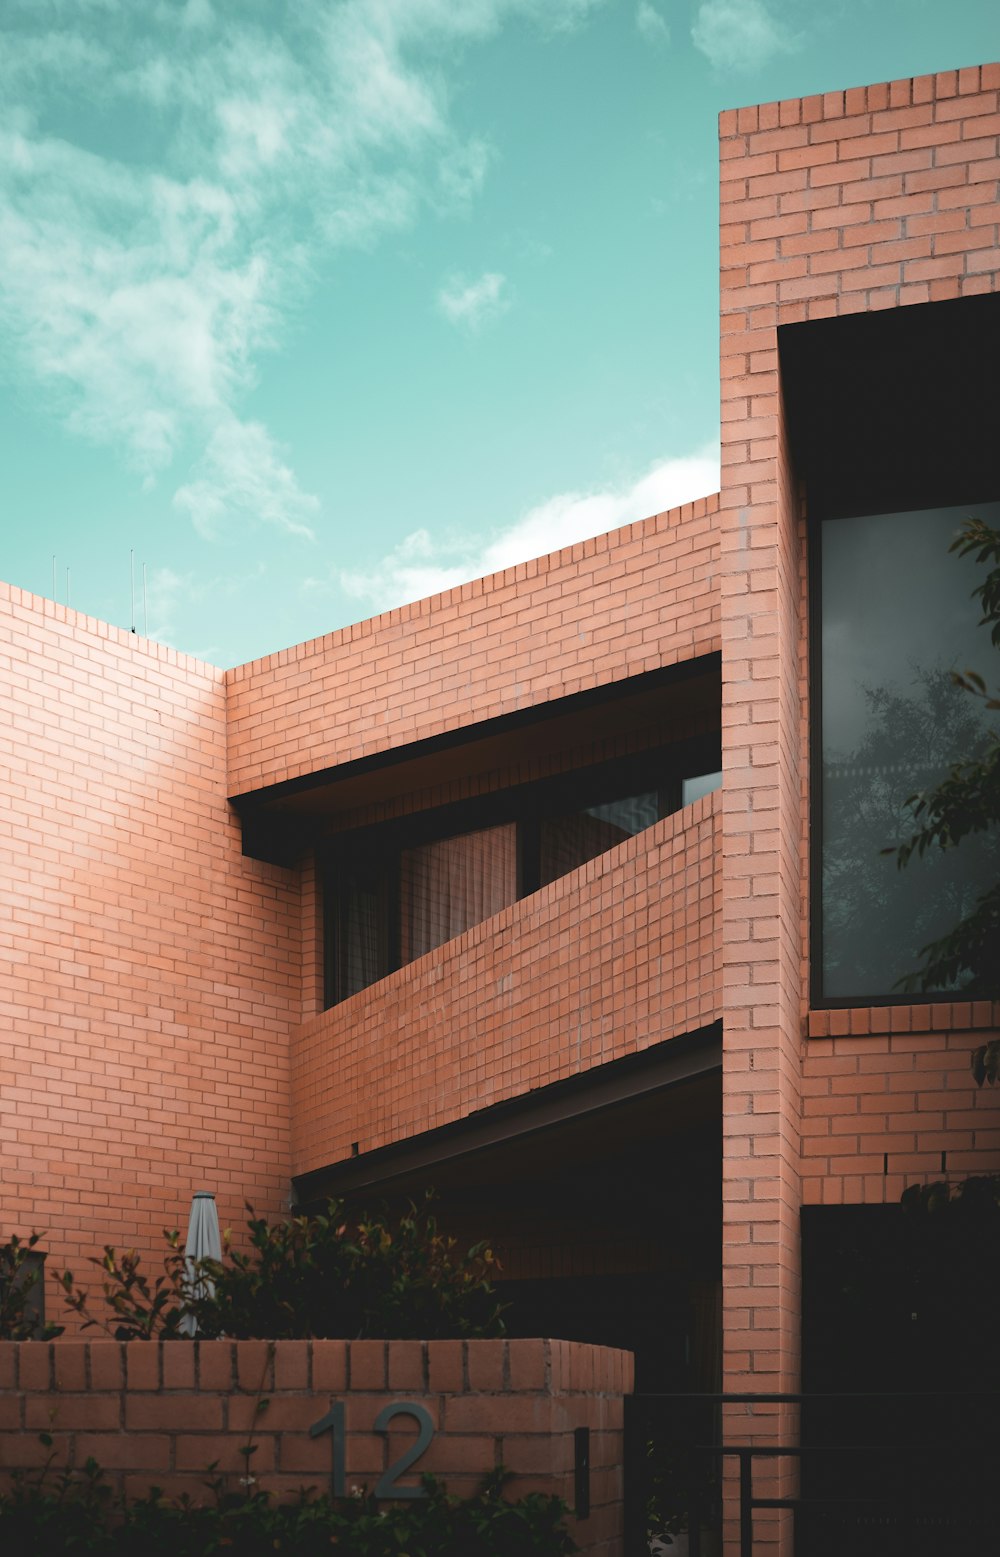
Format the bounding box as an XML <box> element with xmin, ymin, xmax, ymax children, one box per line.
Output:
<box><xmin>0</xmin><ymin>1338</ymin><xmax>630</xmax><ymax>1556</ymax></box>
<box><xmin>292</xmin><ymin>796</ymin><xmax>720</xmax><ymax>1177</ymax></box>
<box><xmin>0</xmin><ymin>584</ymin><xmax>300</xmax><ymax>1314</ymax></box>
<box><xmin>224</xmin><ymin>497</ymin><xmax>721</xmax><ymax>797</ymax></box>
<box><xmin>802</xmin><ymin>1005</ymin><xmax>1000</xmax><ymax>1203</ymax></box>
<box><xmin>718</xmin><ymin>61</ymin><xmax>1000</xmax><ymax>1546</ymax></box>
<box><xmin>718</xmin><ymin>62</ymin><xmax>1000</xmax><ymax>327</ymax></box>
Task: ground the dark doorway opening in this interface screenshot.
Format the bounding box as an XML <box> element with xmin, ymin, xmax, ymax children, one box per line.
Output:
<box><xmin>299</xmin><ymin>1064</ymin><xmax>721</xmax><ymax>1392</ymax></box>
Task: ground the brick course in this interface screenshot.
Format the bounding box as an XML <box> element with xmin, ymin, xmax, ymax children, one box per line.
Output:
<box><xmin>292</xmin><ymin>796</ymin><xmax>720</xmax><ymax>1177</ymax></box>
<box><xmin>0</xmin><ymin>584</ymin><xmax>299</xmax><ymax>1304</ymax></box>
<box><xmin>718</xmin><ymin>62</ymin><xmax>1000</xmax><ymax>1550</ymax></box>
<box><xmin>0</xmin><ymin>1338</ymin><xmax>630</xmax><ymax>1556</ymax></box>
<box><xmin>224</xmin><ymin>498</ymin><xmax>721</xmax><ymax>797</ymax></box>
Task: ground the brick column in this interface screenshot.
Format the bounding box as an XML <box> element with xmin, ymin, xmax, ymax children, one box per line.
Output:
<box><xmin>717</xmin><ymin>62</ymin><xmax>1000</xmax><ymax>1551</ymax></box>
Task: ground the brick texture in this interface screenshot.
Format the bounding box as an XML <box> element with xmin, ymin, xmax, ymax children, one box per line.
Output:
<box><xmin>0</xmin><ymin>585</ymin><xmax>300</xmax><ymax>1313</ymax></box>
<box><xmin>718</xmin><ymin>62</ymin><xmax>1000</xmax><ymax>1551</ymax></box>
<box><xmin>0</xmin><ymin>1339</ymin><xmax>631</xmax><ymax>1556</ymax></box>
<box><xmin>292</xmin><ymin>797</ymin><xmax>720</xmax><ymax>1177</ymax></box>
<box><xmin>224</xmin><ymin>497</ymin><xmax>721</xmax><ymax>796</ymax></box>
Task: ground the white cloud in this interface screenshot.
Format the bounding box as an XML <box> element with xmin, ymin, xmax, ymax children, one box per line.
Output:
<box><xmin>173</xmin><ymin>418</ymin><xmax>319</xmax><ymax>541</ymax></box>
<box><xmin>144</xmin><ymin>563</ymin><xmax>193</xmax><ymax>644</ymax></box>
<box><xmin>437</xmin><ymin>271</ymin><xmax>511</xmax><ymax>332</ymax></box>
<box><xmin>334</xmin><ymin>445</ymin><xmax>720</xmax><ymax>613</ymax></box>
<box><xmin>636</xmin><ymin>3</ymin><xmax>670</xmax><ymax>46</ymax></box>
<box><xmin>143</xmin><ymin>555</ymin><xmax>267</xmax><ymax>656</ymax></box>
<box><xmin>0</xmin><ymin>1</ymin><xmax>608</xmax><ymax>540</ymax></box>
<box><xmin>691</xmin><ymin>0</ymin><xmax>796</xmax><ymax>72</ymax></box>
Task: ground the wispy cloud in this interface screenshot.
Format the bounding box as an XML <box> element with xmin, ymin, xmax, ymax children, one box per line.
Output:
<box><xmin>173</xmin><ymin>418</ymin><xmax>319</xmax><ymax>540</ymax></box>
<box><xmin>329</xmin><ymin>445</ymin><xmax>720</xmax><ymax>614</ymax></box>
<box><xmin>437</xmin><ymin>271</ymin><xmax>511</xmax><ymax>332</ymax></box>
<box><xmin>636</xmin><ymin>3</ymin><xmax>671</xmax><ymax>46</ymax></box>
<box><xmin>0</xmin><ymin>0</ymin><xmax>605</xmax><ymax>540</ymax></box>
<box><xmin>144</xmin><ymin>554</ymin><xmax>268</xmax><ymax>659</ymax></box>
<box><xmin>691</xmin><ymin>0</ymin><xmax>796</xmax><ymax>72</ymax></box>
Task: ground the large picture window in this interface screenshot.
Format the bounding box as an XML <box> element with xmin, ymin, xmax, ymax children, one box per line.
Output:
<box><xmin>817</xmin><ymin>500</ymin><xmax>1000</xmax><ymax>1002</ymax></box>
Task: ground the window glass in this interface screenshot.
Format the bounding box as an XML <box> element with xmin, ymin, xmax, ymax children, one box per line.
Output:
<box><xmin>539</xmin><ymin>792</ymin><xmax>659</xmax><ymax>887</ymax></box>
<box><xmin>682</xmin><ymin>771</ymin><xmax>722</xmax><ymax>806</ymax></box>
<box><xmin>400</xmin><ymin>823</ymin><xmax>517</xmax><ymax>963</ymax></box>
<box><xmin>820</xmin><ymin>501</ymin><xmax>1000</xmax><ymax>999</ymax></box>
<box><xmin>328</xmin><ymin>858</ymin><xmax>390</xmax><ymax>1004</ymax></box>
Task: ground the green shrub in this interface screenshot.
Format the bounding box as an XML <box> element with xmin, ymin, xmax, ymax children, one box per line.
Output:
<box><xmin>59</xmin><ymin>1193</ymin><xmax>505</xmax><ymax>1341</ymax></box>
<box><xmin>0</xmin><ymin>1465</ymin><xmax>576</xmax><ymax>1555</ymax></box>
<box><xmin>0</xmin><ymin>1232</ymin><xmax>63</xmax><ymax>1341</ymax></box>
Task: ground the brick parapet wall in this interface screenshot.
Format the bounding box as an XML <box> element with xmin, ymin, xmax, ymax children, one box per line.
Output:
<box><xmin>224</xmin><ymin>496</ymin><xmax>721</xmax><ymax>797</ymax></box>
<box><xmin>718</xmin><ymin>62</ymin><xmax>1000</xmax><ymax>324</ymax></box>
<box><xmin>0</xmin><ymin>1338</ymin><xmax>630</xmax><ymax>1555</ymax></box>
<box><xmin>292</xmin><ymin>796</ymin><xmax>721</xmax><ymax>1177</ymax></box>
<box><xmin>0</xmin><ymin>585</ymin><xmax>300</xmax><ymax>1307</ymax></box>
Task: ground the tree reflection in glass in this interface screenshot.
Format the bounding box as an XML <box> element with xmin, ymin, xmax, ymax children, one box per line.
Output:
<box><xmin>820</xmin><ymin>502</ymin><xmax>1000</xmax><ymax>1000</ymax></box>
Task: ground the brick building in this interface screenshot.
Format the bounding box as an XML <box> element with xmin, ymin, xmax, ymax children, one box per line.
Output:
<box><xmin>2</xmin><ymin>60</ymin><xmax>999</xmax><ymax>1409</ymax></box>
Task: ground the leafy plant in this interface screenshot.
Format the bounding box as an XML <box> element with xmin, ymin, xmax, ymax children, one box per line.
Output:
<box><xmin>0</xmin><ymin>1232</ymin><xmax>63</xmax><ymax>1340</ymax></box>
<box><xmin>59</xmin><ymin>1193</ymin><xmax>505</xmax><ymax>1342</ymax></box>
<box><xmin>0</xmin><ymin>1462</ymin><xmax>576</xmax><ymax>1555</ymax></box>
<box><xmin>885</xmin><ymin>519</ymin><xmax>1000</xmax><ymax>1071</ymax></box>
<box><xmin>58</xmin><ymin>1234</ymin><xmax>193</xmax><ymax>1340</ymax></box>
<box><xmin>190</xmin><ymin>1202</ymin><xmax>354</xmax><ymax>1340</ymax></box>
<box><xmin>350</xmin><ymin>1195</ymin><xmax>506</xmax><ymax>1340</ymax></box>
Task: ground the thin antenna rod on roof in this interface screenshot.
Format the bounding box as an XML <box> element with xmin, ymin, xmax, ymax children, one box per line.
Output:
<box><xmin>52</xmin><ymin>555</ymin><xmax>56</xmax><ymax>601</ymax></box>
<box><xmin>130</xmin><ymin>549</ymin><xmax>136</xmax><ymax>633</ymax></box>
<box><xmin>66</xmin><ymin>567</ymin><xmax>71</xmax><ymax>609</ymax></box>
<box><xmin>142</xmin><ymin>562</ymin><xmax>148</xmax><ymax>637</ymax></box>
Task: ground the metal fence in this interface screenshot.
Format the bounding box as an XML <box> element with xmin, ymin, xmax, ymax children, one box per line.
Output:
<box><xmin>623</xmin><ymin>1391</ymin><xmax>998</xmax><ymax>1556</ymax></box>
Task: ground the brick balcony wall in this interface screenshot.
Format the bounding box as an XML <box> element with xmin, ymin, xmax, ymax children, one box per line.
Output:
<box><xmin>292</xmin><ymin>795</ymin><xmax>721</xmax><ymax>1177</ymax></box>
<box><xmin>224</xmin><ymin>496</ymin><xmax>721</xmax><ymax>797</ymax></box>
<box><xmin>0</xmin><ymin>1338</ymin><xmax>631</xmax><ymax>1557</ymax></box>
<box><xmin>0</xmin><ymin>584</ymin><xmax>300</xmax><ymax>1299</ymax></box>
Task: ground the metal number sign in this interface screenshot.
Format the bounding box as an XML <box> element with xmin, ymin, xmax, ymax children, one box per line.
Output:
<box><xmin>309</xmin><ymin>1399</ymin><xmax>435</xmax><ymax>1500</ymax></box>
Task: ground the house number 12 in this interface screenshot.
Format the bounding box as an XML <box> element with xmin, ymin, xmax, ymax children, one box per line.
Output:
<box><xmin>309</xmin><ymin>1401</ymin><xmax>436</xmax><ymax>1499</ymax></box>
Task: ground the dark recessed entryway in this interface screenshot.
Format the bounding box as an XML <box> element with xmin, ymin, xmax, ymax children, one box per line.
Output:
<box><xmin>296</xmin><ymin>1042</ymin><xmax>721</xmax><ymax>1392</ymax></box>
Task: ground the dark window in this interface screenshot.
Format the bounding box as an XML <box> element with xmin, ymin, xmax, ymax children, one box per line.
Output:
<box><xmin>538</xmin><ymin>792</ymin><xmax>663</xmax><ymax>888</ymax></box>
<box><xmin>324</xmin><ymin>855</ymin><xmax>394</xmax><ymax>1007</ymax></box>
<box><xmin>817</xmin><ymin>500</ymin><xmax>1000</xmax><ymax>1002</ymax></box>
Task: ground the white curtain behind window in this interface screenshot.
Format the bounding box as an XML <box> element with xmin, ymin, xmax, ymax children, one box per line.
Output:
<box><xmin>400</xmin><ymin>823</ymin><xmax>517</xmax><ymax>964</ymax></box>
<box><xmin>341</xmin><ymin>874</ymin><xmax>384</xmax><ymax>999</ymax></box>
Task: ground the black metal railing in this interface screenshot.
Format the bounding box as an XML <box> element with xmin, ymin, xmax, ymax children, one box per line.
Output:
<box><xmin>624</xmin><ymin>1392</ymin><xmax>999</xmax><ymax>1556</ymax></box>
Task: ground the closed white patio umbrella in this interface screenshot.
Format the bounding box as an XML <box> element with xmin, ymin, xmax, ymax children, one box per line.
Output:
<box><xmin>179</xmin><ymin>1191</ymin><xmax>222</xmax><ymax>1336</ymax></box>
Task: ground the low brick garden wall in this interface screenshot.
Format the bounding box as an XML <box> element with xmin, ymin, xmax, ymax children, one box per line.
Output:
<box><xmin>0</xmin><ymin>1337</ymin><xmax>632</xmax><ymax>1555</ymax></box>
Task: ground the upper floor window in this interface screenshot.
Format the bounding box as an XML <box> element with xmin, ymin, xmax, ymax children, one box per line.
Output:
<box><xmin>816</xmin><ymin>500</ymin><xmax>1000</xmax><ymax>1003</ymax></box>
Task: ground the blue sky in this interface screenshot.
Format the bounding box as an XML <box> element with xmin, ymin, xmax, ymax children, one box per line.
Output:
<box><xmin>2</xmin><ymin>0</ymin><xmax>997</xmax><ymax>666</ymax></box>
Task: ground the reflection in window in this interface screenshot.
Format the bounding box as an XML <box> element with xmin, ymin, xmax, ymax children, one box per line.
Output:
<box><xmin>400</xmin><ymin>824</ymin><xmax>517</xmax><ymax>963</ymax></box>
<box><xmin>682</xmin><ymin>771</ymin><xmax>722</xmax><ymax>806</ymax></box>
<box><xmin>820</xmin><ymin>501</ymin><xmax>1000</xmax><ymax>1000</ymax></box>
